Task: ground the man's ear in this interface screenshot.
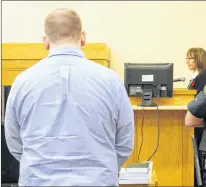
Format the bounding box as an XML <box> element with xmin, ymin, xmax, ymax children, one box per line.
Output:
<box><xmin>81</xmin><ymin>31</ymin><xmax>86</xmax><ymax>47</ymax></box>
<box><xmin>42</xmin><ymin>36</ymin><xmax>50</xmax><ymax>50</ymax></box>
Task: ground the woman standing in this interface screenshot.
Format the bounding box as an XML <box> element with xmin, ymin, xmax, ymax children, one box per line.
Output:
<box><xmin>186</xmin><ymin>47</ymin><xmax>206</xmax><ymax>93</ymax></box>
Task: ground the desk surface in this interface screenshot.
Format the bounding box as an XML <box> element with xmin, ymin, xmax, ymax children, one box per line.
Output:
<box><xmin>132</xmin><ymin>105</ymin><xmax>188</xmax><ymax>110</ymax></box>
<box><xmin>129</xmin><ymin>88</ymin><xmax>196</xmax><ymax>107</ymax></box>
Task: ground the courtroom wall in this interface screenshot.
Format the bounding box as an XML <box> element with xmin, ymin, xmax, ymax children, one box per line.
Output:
<box><xmin>2</xmin><ymin>1</ymin><xmax>206</xmax><ymax>87</ymax></box>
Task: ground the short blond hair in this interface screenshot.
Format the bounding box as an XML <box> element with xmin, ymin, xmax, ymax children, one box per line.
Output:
<box><xmin>44</xmin><ymin>8</ymin><xmax>82</xmax><ymax>44</ymax></box>
<box><xmin>187</xmin><ymin>48</ymin><xmax>206</xmax><ymax>71</ymax></box>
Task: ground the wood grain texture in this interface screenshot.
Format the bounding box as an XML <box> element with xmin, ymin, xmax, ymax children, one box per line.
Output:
<box><xmin>2</xmin><ymin>43</ymin><xmax>48</xmax><ymax>60</ymax></box>
<box><xmin>133</xmin><ymin>105</ymin><xmax>188</xmax><ymax>110</ymax></box>
<box><xmin>125</xmin><ymin>91</ymin><xmax>195</xmax><ymax>186</ymax></box>
<box><xmin>182</xmin><ymin>110</ymin><xmax>194</xmax><ymax>186</ymax></box>
<box><xmin>129</xmin><ymin>94</ymin><xmax>196</xmax><ymax>106</ymax></box>
<box><xmin>82</xmin><ymin>43</ymin><xmax>111</xmax><ymax>61</ymax></box>
<box><xmin>2</xmin><ymin>43</ymin><xmax>111</xmax><ymax>60</ymax></box>
<box><xmin>91</xmin><ymin>59</ymin><xmax>110</xmax><ymax>68</ymax></box>
<box><xmin>2</xmin><ymin>43</ymin><xmax>110</xmax><ymax>85</ymax></box>
<box><xmin>123</xmin><ymin>108</ymin><xmax>194</xmax><ymax>186</ymax></box>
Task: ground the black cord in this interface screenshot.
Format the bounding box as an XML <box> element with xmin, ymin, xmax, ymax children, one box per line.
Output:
<box><xmin>147</xmin><ymin>89</ymin><xmax>160</xmax><ymax>161</ymax></box>
<box><xmin>137</xmin><ymin>105</ymin><xmax>145</xmax><ymax>162</ymax></box>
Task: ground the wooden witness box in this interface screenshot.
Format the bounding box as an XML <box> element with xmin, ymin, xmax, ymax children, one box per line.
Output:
<box><xmin>2</xmin><ymin>43</ymin><xmax>196</xmax><ymax>186</ymax></box>
<box><xmin>2</xmin><ymin>43</ymin><xmax>110</xmax><ymax>85</ymax></box>
<box><xmin>125</xmin><ymin>88</ymin><xmax>196</xmax><ymax>186</ymax></box>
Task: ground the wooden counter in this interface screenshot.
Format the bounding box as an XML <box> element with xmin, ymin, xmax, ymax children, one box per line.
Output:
<box><xmin>2</xmin><ymin>43</ymin><xmax>110</xmax><ymax>85</ymax></box>
<box><xmin>133</xmin><ymin>105</ymin><xmax>188</xmax><ymax>110</ymax></box>
<box><xmin>124</xmin><ymin>89</ymin><xmax>196</xmax><ymax>186</ymax></box>
<box><xmin>130</xmin><ymin>88</ymin><xmax>197</xmax><ymax>106</ymax></box>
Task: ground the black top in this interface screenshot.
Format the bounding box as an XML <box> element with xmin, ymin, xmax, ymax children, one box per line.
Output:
<box><xmin>1</xmin><ymin>122</ymin><xmax>19</xmax><ymax>184</ymax></box>
<box><xmin>188</xmin><ymin>89</ymin><xmax>206</xmax><ymax>119</ymax></box>
<box><xmin>187</xmin><ymin>73</ymin><xmax>206</xmax><ymax>184</ymax></box>
<box><xmin>187</xmin><ymin>88</ymin><xmax>206</xmax><ymax>152</ymax></box>
<box><xmin>188</xmin><ymin>69</ymin><xmax>206</xmax><ymax>94</ymax></box>
<box><xmin>2</xmin><ymin>86</ymin><xmax>19</xmax><ymax>184</ymax></box>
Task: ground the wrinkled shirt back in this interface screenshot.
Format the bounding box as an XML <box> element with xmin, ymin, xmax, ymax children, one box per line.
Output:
<box><xmin>5</xmin><ymin>47</ymin><xmax>134</xmax><ymax>186</ymax></box>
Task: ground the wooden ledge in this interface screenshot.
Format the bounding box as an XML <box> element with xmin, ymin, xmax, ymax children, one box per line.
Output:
<box><xmin>129</xmin><ymin>88</ymin><xmax>196</xmax><ymax>106</ymax></box>
<box><xmin>173</xmin><ymin>88</ymin><xmax>196</xmax><ymax>95</ymax></box>
<box><xmin>132</xmin><ymin>105</ymin><xmax>188</xmax><ymax>110</ymax></box>
<box><xmin>2</xmin><ymin>43</ymin><xmax>111</xmax><ymax>61</ymax></box>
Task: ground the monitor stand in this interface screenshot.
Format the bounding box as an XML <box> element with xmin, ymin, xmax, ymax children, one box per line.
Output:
<box><xmin>137</xmin><ymin>91</ymin><xmax>157</xmax><ymax>107</ymax></box>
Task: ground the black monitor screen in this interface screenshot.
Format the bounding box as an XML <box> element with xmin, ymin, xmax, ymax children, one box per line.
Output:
<box><xmin>124</xmin><ymin>63</ymin><xmax>173</xmax><ymax>106</ymax></box>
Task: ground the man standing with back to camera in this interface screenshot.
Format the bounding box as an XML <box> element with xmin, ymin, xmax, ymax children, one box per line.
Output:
<box><xmin>4</xmin><ymin>8</ymin><xmax>134</xmax><ymax>186</ymax></box>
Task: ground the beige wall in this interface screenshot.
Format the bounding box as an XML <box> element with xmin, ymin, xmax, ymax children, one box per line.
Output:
<box><xmin>2</xmin><ymin>1</ymin><xmax>206</xmax><ymax>87</ymax></box>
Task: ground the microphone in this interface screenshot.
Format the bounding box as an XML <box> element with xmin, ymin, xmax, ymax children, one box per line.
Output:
<box><xmin>173</xmin><ymin>77</ymin><xmax>186</xmax><ymax>82</ymax></box>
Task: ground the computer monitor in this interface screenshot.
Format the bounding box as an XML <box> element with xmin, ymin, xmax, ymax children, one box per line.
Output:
<box><xmin>124</xmin><ymin>63</ymin><xmax>173</xmax><ymax>107</ymax></box>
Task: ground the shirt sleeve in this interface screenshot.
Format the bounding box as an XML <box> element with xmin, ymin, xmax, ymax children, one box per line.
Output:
<box><xmin>115</xmin><ymin>79</ymin><xmax>134</xmax><ymax>171</ymax></box>
<box><xmin>194</xmin><ymin>72</ymin><xmax>206</xmax><ymax>94</ymax></box>
<box><xmin>4</xmin><ymin>79</ymin><xmax>22</xmax><ymax>162</ymax></box>
<box><xmin>187</xmin><ymin>91</ymin><xmax>206</xmax><ymax>119</ymax></box>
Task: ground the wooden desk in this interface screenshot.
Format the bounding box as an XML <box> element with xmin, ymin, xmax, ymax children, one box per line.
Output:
<box><xmin>123</xmin><ymin>89</ymin><xmax>196</xmax><ymax>186</ymax></box>
<box><xmin>120</xmin><ymin>170</ymin><xmax>158</xmax><ymax>187</ymax></box>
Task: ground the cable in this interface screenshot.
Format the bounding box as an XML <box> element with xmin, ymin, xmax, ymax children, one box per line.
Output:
<box><xmin>137</xmin><ymin>105</ymin><xmax>145</xmax><ymax>162</ymax></box>
<box><xmin>147</xmin><ymin>88</ymin><xmax>160</xmax><ymax>161</ymax></box>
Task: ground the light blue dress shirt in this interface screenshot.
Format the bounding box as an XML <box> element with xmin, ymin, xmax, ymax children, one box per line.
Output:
<box><xmin>4</xmin><ymin>46</ymin><xmax>134</xmax><ymax>186</ymax></box>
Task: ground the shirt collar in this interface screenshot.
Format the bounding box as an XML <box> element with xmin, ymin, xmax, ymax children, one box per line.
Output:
<box><xmin>48</xmin><ymin>46</ymin><xmax>85</xmax><ymax>59</ymax></box>
<box><xmin>191</xmin><ymin>71</ymin><xmax>198</xmax><ymax>79</ymax></box>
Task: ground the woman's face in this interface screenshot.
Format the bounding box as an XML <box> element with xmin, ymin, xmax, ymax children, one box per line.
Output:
<box><xmin>186</xmin><ymin>54</ymin><xmax>196</xmax><ymax>71</ymax></box>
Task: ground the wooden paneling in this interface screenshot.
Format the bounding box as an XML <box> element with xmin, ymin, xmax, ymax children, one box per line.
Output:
<box><xmin>129</xmin><ymin>90</ymin><xmax>196</xmax><ymax>106</ymax></box>
<box><xmin>123</xmin><ymin>110</ymin><xmax>194</xmax><ymax>186</ymax></box>
<box><xmin>82</xmin><ymin>43</ymin><xmax>111</xmax><ymax>61</ymax></box>
<box><xmin>2</xmin><ymin>43</ymin><xmax>111</xmax><ymax>61</ymax></box>
<box><xmin>91</xmin><ymin>59</ymin><xmax>110</xmax><ymax>68</ymax></box>
<box><xmin>2</xmin><ymin>43</ymin><xmax>48</xmax><ymax>60</ymax></box>
<box><xmin>124</xmin><ymin>90</ymin><xmax>196</xmax><ymax>186</ymax></box>
<box><xmin>2</xmin><ymin>43</ymin><xmax>110</xmax><ymax>85</ymax></box>
<box><xmin>133</xmin><ymin>105</ymin><xmax>188</xmax><ymax>110</ymax></box>
<box><xmin>182</xmin><ymin>111</ymin><xmax>194</xmax><ymax>186</ymax></box>
<box><xmin>2</xmin><ymin>59</ymin><xmax>38</xmax><ymax>85</ymax></box>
